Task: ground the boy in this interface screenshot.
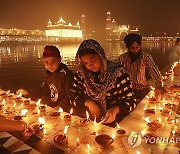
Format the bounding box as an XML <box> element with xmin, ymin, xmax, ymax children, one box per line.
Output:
<box><xmin>18</xmin><ymin>45</ymin><xmax>74</xmax><ymax>110</ymax></box>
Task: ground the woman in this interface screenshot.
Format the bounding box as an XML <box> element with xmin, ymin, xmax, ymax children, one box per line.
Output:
<box><xmin>70</xmin><ymin>39</ymin><xmax>137</xmax><ymax>126</ymax></box>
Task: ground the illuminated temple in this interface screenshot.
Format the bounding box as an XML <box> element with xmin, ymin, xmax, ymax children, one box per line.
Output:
<box><xmin>45</xmin><ymin>17</ymin><xmax>83</xmax><ymax>38</ymax></box>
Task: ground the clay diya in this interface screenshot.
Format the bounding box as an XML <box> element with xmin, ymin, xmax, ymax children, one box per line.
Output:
<box><xmin>14</xmin><ymin>97</ymin><xmax>22</xmax><ymax>103</ymax></box>
<box><xmin>147</xmin><ymin>121</ymin><xmax>162</xmax><ymax>130</ymax></box>
<box><xmin>50</xmin><ymin>112</ymin><xmax>60</xmax><ymax>117</ymax></box>
<box><xmin>0</xmin><ymin>92</ymin><xmax>7</xmax><ymax>98</ymax></box>
<box><xmin>145</xmin><ymin>109</ymin><xmax>155</xmax><ymax>114</ymax></box>
<box><xmin>32</xmin><ymin>124</ymin><xmax>44</xmax><ymax>134</ymax></box>
<box><xmin>117</xmin><ymin>129</ymin><xmax>126</xmax><ymax>136</ymax></box>
<box><xmin>24</xmin><ymin>99</ymin><xmax>30</xmax><ymax>105</ymax></box>
<box><xmin>165</xmin><ymin>103</ymin><xmax>177</xmax><ymax>111</ymax></box>
<box><xmin>149</xmin><ymin>98</ymin><xmax>157</xmax><ymax>104</ymax></box>
<box><xmin>64</xmin><ymin>114</ymin><xmax>71</xmax><ymax>122</ymax></box>
<box><xmin>143</xmin><ymin>133</ymin><xmax>158</xmax><ymax>144</ymax></box>
<box><xmin>39</xmin><ymin>105</ymin><xmax>46</xmax><ymax>112</ymax></box>
<box><xmin>29</xmin><ymin>104</ymin><xmax>36</xmax><ymax>110</ymax></box>
<box><xmin>161</xmin><ymin>109</ymin><xmax>171</xmax><ymax>116</ymax></box>
<box><xmin>54</xmin><ymin>134</ymin><xmax>68</xmax><ymax>145</ymax></box>
<box><xmin>13</xmin><ymin>115</ymin><xmax>23</xmax><ymax>120</ymax></box>
<box><xmin>95</xmin><ymin>134</ymin><xmax>114</xmax><ymax>148</ymax></box>
<box><xmin>79</xmin><ymin>118</ymin><xmax>90</xmax><ymax>125</ymax></box>
<box><xmin>7</xmin><ymin>94</ymin><xmax>14</xmax><ymax>100</ymax></box>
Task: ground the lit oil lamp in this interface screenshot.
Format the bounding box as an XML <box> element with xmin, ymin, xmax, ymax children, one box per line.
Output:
<box><xmin>64</xmin><ymin>108</ymin><xmax>73</xmax><ymax>121</ymax></box>
<box><xmin>13</xmin><ymin>109</ymin><xmax>28</xmax><ymax>120</ymax></box>
<box><xmin>161</xmin><ymin>109</ymin><xmax>171</xmax><ymax>116</ymax></box>
<box><xmin>116</xmin><ymin>123</ymin><xmax>126</xmax><ymax>136</ymax></box>
<box><xmin>0</xmin><ymin>99</ymin><xmax>5</xmax><ymax>110</ymax></box>
<box><xmin>15</xmin><ymin>92</ymin><xmax>22</xmax><ymax>103</ymax></box>
<box><xmin>32</xmin><ymin>116</ymin><xmax>45</xmax><ymax>134</ymax></box>
<box><xmin>50</xmin><ymin>107</ymin><xmax>63</xmax><ymax>117</ymax></box>
<box><xmin>80</xmin><ymin>111</ymin><xmax>90</xmax><ymax>125</ymax></box>
<box><xmin>95</xmin><ymin>134</ymin><xmax>114</xmax><ymax>148</ymax></box>
<box><xmin>24</xmin><ymin>98</ymin><xmax>31</xmax><ymax>105</ymax></box>
<box><xmin>147</xmin><ymin>120</ymin><xmax>162</xmax><ymax>130</ymax></box>
<box><xmin>54</xmin><ymin>126</ymin><xmax>69</xmax><ymax>146</ymax></box>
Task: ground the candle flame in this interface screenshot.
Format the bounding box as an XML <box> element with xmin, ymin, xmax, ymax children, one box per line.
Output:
<box><xmin>157</xmin><ymin>117</ymin><xmax>162</xmax><ymax>123</ymax></box>
<box><xmin>64</xmin><ymin>126</ymin><xmax>69</xmax><ymax>135</ymax></box>
<box><xmin>145</xmin><ymin>95</ymin><xmax>149</xmax><ymax>99</ymax></box>
<box><xmin>140</xmin><ymin>130</ymin><xmax>146</xmax><ymax>136</ymax></box>
<box><xmin>94</xmin><ymin>117</ymin><xmax>97</xmax><ymax>127</ymax></box>
<box><xmin>58</xmin><ymin>107</ymin><xmax>63</xmax><ymax>113</ymax></box>
<box><xmin>116</xmin><ymin>123</ymin><xmax>121</xmax><ymax>129</ymax></box>
<box><xmin>6</xmin><ymin>90</ymin><xmax>10</xmax><ymax>94</ymax></box>
<box><xmin>77</xmin><ymin>138</ymin><xmax>79</xmax><ymax>144</ymax></box>
<box><xmin>21</xmin><ymin>109</ymin><xmax>28</xmax><ymax>116</ymax></box>
<box><xmin>172</xmin><ymin>120</ymin><xmax>175</xmax><ymax>124</ymax></box>
<box><xmin>136</xmin><ymin>151</ymin><xmax>141</xmax><ymax>154</ymax></box>
<box><xmin>172</xmin><ymin>130</ymin><xmax>176</xmax><ymax>135</ymax></box>
<box><xmin>87</xmin><ymin>144</ymin><xmax>91</xmax><ymax>150</ymax></box>
<box><xmin>36</xmin><ymin>99</ymin><xmax>41</xmax><ymax>106</ymax></box>
<box><xmin>143</xmin><ymin>117</ymin><xmax>150</xmax><ymax>123</ymax></box>
<box><xmin>38</xmin><ymin>116</ymin><xmax>45</xmax><ymax>126</ymax></box>
<box><xmin>112</xmin><ymin>132</ymin><xmax>116</xmax><ymax>139</ymax></box>
<box><xmin>86</xmin><ymin>111</ymin><xmax>89</xmax><ymax>119</ymax></box>
<box><xmin>2</xmin><ymin>99</ymin><xmax>5</xmax><ymax>106</ymax></box>
<box><xmin>70</xmin><ymin>108</ymin><xmax>73</xmax><ymax>115</ymax></box>
<box><xmin>159</xmin><ymin>106</ymin><xmax>163</xmax><ymax>111</ymax></box>
<box><xmin>17</xmin><ymin>91</ymin><xmax>22</xmax><ymax>97</ymax></box>
<box><xmin>143</xmin><ymin>105</ymin><xmax>148</xmax><ymax>111</ymax></box>
<box><xmin>28</xmin><ymin>98</ymin><xmax>31</xmax><ymax>101</ymax></box>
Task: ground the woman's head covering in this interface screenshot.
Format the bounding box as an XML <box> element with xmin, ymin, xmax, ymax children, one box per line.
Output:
<box><xmin>124</xmin><ymin>33</ymin><xmax>142</xmax><ymax>48</ymax></box>
<box><xmin>75</xmin><ymin>39</ymin><xmax>124</xmax><ymax>114</ymax></box>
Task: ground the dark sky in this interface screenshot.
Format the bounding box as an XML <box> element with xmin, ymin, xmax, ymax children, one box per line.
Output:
<box><xmin>0</xmin><ymin>0</ymin><xmax>179</xmax><ymax>35</ymax></box>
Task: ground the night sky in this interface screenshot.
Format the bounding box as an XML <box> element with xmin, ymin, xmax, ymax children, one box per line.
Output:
<box><xmin>0</xmin><ymin>0</ymin><xmax>179</xmax><ymax>35</ymax></box>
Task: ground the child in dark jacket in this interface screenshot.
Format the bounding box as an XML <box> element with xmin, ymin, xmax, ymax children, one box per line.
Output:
<box><xmin>18</xmin><ymin>45</ymin><xmax>74</xmax><ymax>111</ymax></box>
<box><xmin>70</xmin><ymin>39</ymin><xmax>137</xmax><ymax>126</ymax></box>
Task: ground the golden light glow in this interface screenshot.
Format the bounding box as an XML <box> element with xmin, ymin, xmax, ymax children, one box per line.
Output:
<box><xmin>58</xmin><ymin>107</ymin><xmax>63</xmax><ymax>113</ymax></box>
<box><xmin>21</xmin><ymin>109</ymin><xmax>28</xmax><ymax>116</ymax></box>
<box><xmin>64</xmin><ymin>126</ymin><xmax>69</xmax><ymax>135</ymax></box>
<box><xmin>70</xmin><ymin>108</ymin><xmax>73</xmax><ymax>115</ymax></box>
<box><xmin>38</xmin><ymin>116</ymin><xmax>45</xmax><ymax>126</ymax></box>
<box><xmin>143</xmin><ymin>117</ymin><xmax>150</xmax><ymax>123</ymax></box>
<box><xmin>86</xmin><ymin>111</ymin><xmax>89</xmax><ymax>120</ymax></box>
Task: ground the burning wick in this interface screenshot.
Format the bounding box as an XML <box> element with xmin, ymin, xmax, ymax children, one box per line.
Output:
<box><xmin>86</xmin><ymin>111</ymin><xmax>90</xmax><ymax>122</ymax></box>
<box><xmin>76</xmin><ymin>138</ymin><xmax>79</xmax><ymax>146</ymax></box>
<box><xmin>21</xmin><ymin>109</ymin><xmax>28</xmax><ymax>117</ymax></box>
<box><xmin>38</xmin><ymin>116</ymin><xmax>45</xmax><ymax>128</ymax></box>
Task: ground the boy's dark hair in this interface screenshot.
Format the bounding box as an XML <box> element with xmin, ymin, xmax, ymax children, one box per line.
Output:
<box><xmin>79</xmin><ymin>48</ymin><xmax>98</xmax><ymax>58</ymax></box>
<box><xmin>43</xmin><ymin>45</ymin><xmax>61</xmax><ymax>58</ymax></box>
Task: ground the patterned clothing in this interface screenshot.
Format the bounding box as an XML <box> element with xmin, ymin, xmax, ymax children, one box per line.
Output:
<box><xmin>118</xmin><ymin>52</ymin><xmax>162</xmax><ymax>90</ymax></box>
<box><xmin>70</xmin><ymin>39</ymin><xmax>137</xmax><ymax>117</ymax></box>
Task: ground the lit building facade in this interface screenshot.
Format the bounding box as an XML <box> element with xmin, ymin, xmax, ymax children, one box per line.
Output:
<box><xmin>106</xmin><ymin>12</ymin><xmax>139</xmax><ymax>40</ymax></box>
<box><xmin>45</xmin><ymin>17</ymin><xmax>83</xmax><ymax>38</ymax></box>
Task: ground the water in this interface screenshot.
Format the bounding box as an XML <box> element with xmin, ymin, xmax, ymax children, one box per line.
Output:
<box><xmin>0</xmin><ymin>41</ymin><xmax>172</xmax><ymax>92</ymax></box>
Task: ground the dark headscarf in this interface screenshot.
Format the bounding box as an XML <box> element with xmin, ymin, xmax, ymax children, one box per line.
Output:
<box><xmin>75</xmin><ymin>39</ymin><xmax>124</xmax><ymax>114</ymax></box>
<box><xmin>124</xmin><ymin>33</ymin><xmax>142</xmax><ymax>48</ymax></box>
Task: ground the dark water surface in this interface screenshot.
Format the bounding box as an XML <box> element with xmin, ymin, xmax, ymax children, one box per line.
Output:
<box><xmin>0</xmin><ymin>41</ymin><xmax>172</xmax><ymax>92</ymax></box>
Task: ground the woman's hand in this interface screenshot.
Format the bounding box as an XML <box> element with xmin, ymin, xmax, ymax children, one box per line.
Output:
<box><xmin>85</xmin><ymin>99</ymin><xmax>101</xmax><ymax>118</ymax></box>
<box><xmin>103</xmin><ymin>106</ymin><xmax>120</xmax><ymax>124</ymax></box>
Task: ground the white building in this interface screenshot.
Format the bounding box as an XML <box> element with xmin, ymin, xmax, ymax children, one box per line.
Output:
<box><xmin>45</xmin><ymin>17</ymin><xmax>83</xmax><ymax>38</ymax></box>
